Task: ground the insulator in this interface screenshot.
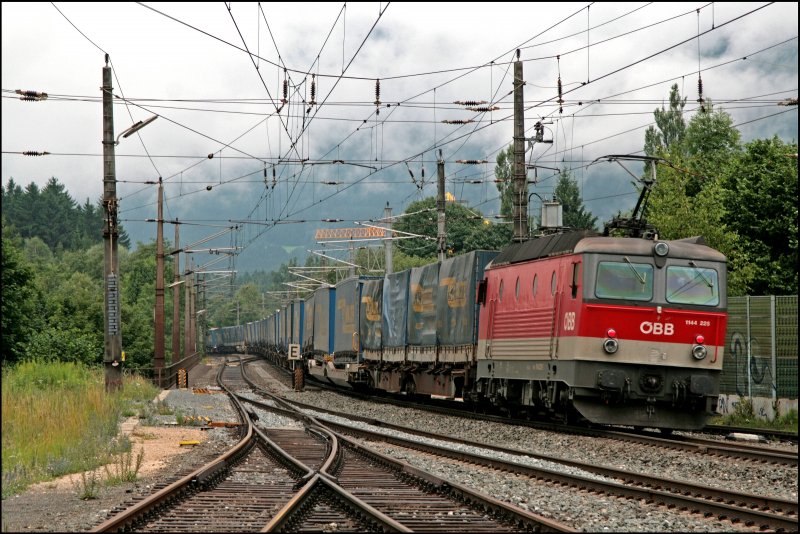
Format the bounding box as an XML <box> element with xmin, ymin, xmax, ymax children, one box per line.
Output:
<box><xmin>23</xmin><ymin>151</ymin><xmax>49</xmax><ymax>156</ymax></box>
<box><xmin>454</xmin><ymin>100</ymin><xmax>487</xmax><ymax>106</ymax></box>
<box><xmin>697</xmin><ymin>75</ymin><xmax>707</xmax><ymax>113</ymax></box>
<box><xmin>557</xmin><ymin>76</ymin><xmax>564</xmax><ymax>114</ymax></box>
<box><xmin>16</xmin><ymin>89</ymin><xmax>47</xmax><ymax>101</ymax></box>
<box><xmin>374</xmin><ymin>79</ymin><xmax>381</xmax><ymax>106</ymax></box>
<box><xmin>282</xmin><ymin>72</ymin><xmax>288</xmax><ymax>104</ymax></box>
<box><xmin>466</xmin><ymin>106</ymin><xmax>499</xmax><ymax>112</ymax></box>
<box><xmin>272</xmin><ymin>167</ymin><xmax>277</xmax><ymax>188</ymax></box>
<box><xmin>442</xmin><ymin>119</ymin><xmax>474</xmax><ymax>124</ymax></box>
<box><xmin>310</xmin><ymin>74</ymin><xmax>316</xmax><ymax>105</ymax></box>
<box><xmin>456</xmin><ymin>159</ymin><xmax>488</xmax><ymax>165</ymax></box>
<box><xmin>421</xmin><ymin>167</ymin><xmax>425</xmax><ymax>179</ymax></box>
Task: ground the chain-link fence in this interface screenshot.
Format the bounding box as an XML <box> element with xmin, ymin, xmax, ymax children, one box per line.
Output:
<box><xmin>721</xmin><ymin>295</ymin><xmax>798</xmax><ymax>400</ymax></box>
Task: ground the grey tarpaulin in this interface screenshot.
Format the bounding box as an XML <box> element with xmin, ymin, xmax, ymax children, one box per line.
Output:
<box><xmin>383</xmin><ymin>270</ymin><xmax>410</xmax><ymax>348</ymax></box>
<box><xmin>280</xmin><ymin>304</ymin><xmax>288</xmax><ymax>349</ymax></box>
<box><xmin>291</xmin><ymin>299</ymin><xmax>303</xmax><ymax>346</ymax></box>
<box><xmin>437</xmin><ymin>250</ymin><xmax>498</xmax><ymax>346</ymax></box>
<box><xmin>266</xmin><ymin>315</ymin><xmax>275</xmax><ymax>346</ymax></box>
<box><xmin>408</xmin><ymin>262</ymin><xmax>440</xmax><ymax>346</ymax></box>
<box><xmin>303</xmin><ymin>293</ymin><xmax>315</xmax><ymax>352</ymax></box>
<box><xmin>360</xmin><ymin>278</ymin><xmax>383</xmax><ymax>350</ymax></box>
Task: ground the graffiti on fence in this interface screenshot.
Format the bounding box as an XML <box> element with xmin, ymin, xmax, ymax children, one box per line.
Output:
<box><xmin>716</xmin><ymin>394</ymin><xmax>740</xmax><ymax>415</ymax></box>
<box><xmin>729</xmin><ymin>332</ymin><xmax>774</xmax><ymax>396</ymax></box>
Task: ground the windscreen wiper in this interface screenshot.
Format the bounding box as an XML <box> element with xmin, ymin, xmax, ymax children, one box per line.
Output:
<box><xmin>623</xmin><ymin>256</ymin><xmax>646</xmax><ymax>284</ymax></box>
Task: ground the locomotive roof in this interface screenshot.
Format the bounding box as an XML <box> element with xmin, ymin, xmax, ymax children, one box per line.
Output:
<box><xmin>491</xmin><ymin>230</ymin><xmax>596</xmax><ymax>266</ymax></box>
<box><xmin>491</xmin><ymin>231</ymin><xmax>725</xmax><ymax>267</ymax></box>
<box><xmin>575</xmin><ymin>235</ymin><xmax>726</xmax><ymax>261</ymax></box>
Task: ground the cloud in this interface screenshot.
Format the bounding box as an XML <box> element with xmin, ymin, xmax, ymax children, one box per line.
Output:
<box><xmin>2</xmin><ymin>2</ymin><xmax>797</xmax><ymax>274</ymax></box>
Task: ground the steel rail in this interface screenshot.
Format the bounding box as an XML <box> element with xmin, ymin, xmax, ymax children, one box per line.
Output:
<box><xmin>296</xmin><ymin>370</ymin><xmax>797</xmax><ymax>467</ymax></box>
<box><xmin>262</xmin><ymin>473</ymin><xmax>413</xmax><ymax>532</ymax></box>
<box><xmin>91</xmin><ymin>362</ymin><xmax>254</xmax><ymax>532</ymax></box>
<box><xmin>276</xmin><ymin>396</ymin><xmax>798</xmax><ymax>519</ymax></box>
<box><xmin>318</xmin><ymin>416</ymin><xmax>798</xmax><ymax>532</ymax></box>
<box><xmin>241</xmin><ymin>360</ymin><xmax>577</xmax><ymax>533</ymax></box>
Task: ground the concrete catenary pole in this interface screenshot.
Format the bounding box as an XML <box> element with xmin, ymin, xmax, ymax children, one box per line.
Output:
<box><xmin>190</xmin><ymin>270</ymin><xmax>197</xmax><ymax>354</ymax></box>
<box><xmin>154</xmin><ymin>178</ymin><xmax>165</xmax><ymax>380</ymax></box>
<box><xmin>171</xmin><ymin>220</ymin><xmax>181</xmax><ymax>363</ymax></box>
<box><xmin>102</xmin><ymin>55</ymin><xmax>122</xmax><ymax>391</ymax></box>
<box><xmin>183</xmin><ymin>258</ymin><xmax>191</xmax><ymax>360</ymax></box>
<box><xmin>512</xmin><ymin>50</ymin><xmax>528</xmax><ymax>242</ymax></box>
<box><xmin>437</xmin><ymin>151</ymin><xmax>446</xmax><ymax>262</ymax></box>
<box><xmin>384</xmin><ymin>202</ymin><xmax>393</xmax><ymax>274</ymax></box>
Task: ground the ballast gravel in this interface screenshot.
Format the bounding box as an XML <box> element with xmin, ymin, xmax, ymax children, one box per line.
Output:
<box><xmin>3</xmin><ymin>357</ymin><xmax>794</xmax><ymax>533</ymax></box>
<box><xmin>243</xmin><ymin>361</ymin><xmax>796</xmax><ymax>533</ymax></box>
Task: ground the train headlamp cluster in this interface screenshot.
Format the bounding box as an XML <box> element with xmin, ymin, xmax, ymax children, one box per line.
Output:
<box><xmin>653</xmin><ymin>242</ymin><xmax>669</xmax><ymax>257</ymax></box>
<box><xmin>692</xmin><ymin>334</ymin><xmax>708</xmax><ymax>360</ymax></box>
<box><xmin>692</xmin><ymin>343</ymin><xmax>708</xmax><ymax>360</ymax></box>
<box><xmin>603</xmin><ymin>328</ymin><xmax>619</xmax><ymax>354</ymax></box>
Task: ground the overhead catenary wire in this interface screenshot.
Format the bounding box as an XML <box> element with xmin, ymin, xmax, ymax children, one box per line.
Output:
<box><xmin>9</xmin><ymin>3</ymin><xmax>795</xmax><ymax>284</ymax></box>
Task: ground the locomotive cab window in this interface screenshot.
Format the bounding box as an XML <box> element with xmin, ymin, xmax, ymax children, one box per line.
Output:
<box><xmin>666</xmin><ymin>265</ymin><xmax>719</xmax><ymax>306</ymax></box>
<box><xmin>595</xmin><ymin>261</ymin><xmax>653</xmax><ymax>301</ymax></box>
<box><xmin>570</xmin><ymin>263</ymin><xmax>580</xmax><ymax>299</ymax></box>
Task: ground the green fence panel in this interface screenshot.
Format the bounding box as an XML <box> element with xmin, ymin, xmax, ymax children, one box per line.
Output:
<box><xmin>721</xmin><ymin>295</ymin><xmax>798</xmax><ymax>399</ymax></box>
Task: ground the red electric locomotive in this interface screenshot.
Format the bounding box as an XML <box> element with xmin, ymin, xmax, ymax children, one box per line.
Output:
<box><xmin>474</xmin><ymin>231</ymin><xmax>727</xmax><ymax>430</ymax></box>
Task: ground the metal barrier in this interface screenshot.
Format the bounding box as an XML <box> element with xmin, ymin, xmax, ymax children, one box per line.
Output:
<box><xmin>149</xmin><ymin>352</ymin><xmax>202</xmax><ymax>389</ymax></box>
<box><xmin>722</xmin><ymin>295</ymin><xmax>798</xmax><ymax>400</ymax></box>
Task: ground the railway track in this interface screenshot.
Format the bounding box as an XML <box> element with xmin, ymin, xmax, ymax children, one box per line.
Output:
<box><xmin>92</xmin><ymin>356</ymin><xmax>573</xmax><ymax>532</ymax></box>
<box><xmin>247</xmin><ymin>358</ymin><xmax>798</xmax><ymax>531</ymax></box>
<box><xmin>282</xmin><ymin>362</ymin><xmax>796</xmax><ymax>468</ymax></box>
<box><xmin>238</xmin><ymin>358</ymin><xmax>575</xmax><ymax>532</ymax></box>
<box><xmin>246</xmin><ymin>378</ymin><xmax>797</xmax><ymax>531</ymax></box>
<box><xmin>702</xmin><ymin>424</ymin><xmax>798</xmax><ymax>445</ymax></box>
<box><xmin>276</xmin><ymin>398</ymin><xmax>798</xmax><ymax>532</ymax></box>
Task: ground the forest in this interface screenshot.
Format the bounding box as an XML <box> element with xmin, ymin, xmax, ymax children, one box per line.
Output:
<box><xmin>2</xmin><ymin>86</ymin><xmax>797</xmax><ymax>371</ymax></box>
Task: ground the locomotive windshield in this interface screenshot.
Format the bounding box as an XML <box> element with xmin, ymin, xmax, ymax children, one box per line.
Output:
<box><xmin>595</xmin><ymin>261</ymin><xmax>653</xmax><ymax>301</ymax></box>
<box><xmin>666</xmin><ymin>265</ymin><xmax>719</xmax><ymax>306</ymax></box>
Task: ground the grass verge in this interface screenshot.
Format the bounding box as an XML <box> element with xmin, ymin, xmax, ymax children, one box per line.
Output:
<box><xmin>709</xmin><ymin>397</ymin><xmax>799</xmax><ymax>434</ymax></box>
<box><xmin>1</xmin><ymin>360</ymin><xmax>159</xmax><ymax>498</ymax></box>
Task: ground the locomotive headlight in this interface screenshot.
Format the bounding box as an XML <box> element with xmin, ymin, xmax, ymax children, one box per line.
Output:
<box><xmin>692</xmin><ymin>344</ymin><xmax>708</xmax><ymax>360</ymax></box>
<box><xmin>653</xmin><ymin>241</ymin><xmax>669</xmax><ymax>257</ymax></box>
<box><xmin>603</xmin><ymin>337</ymin><xmax>619</xmax><ymax>354</ymax></box>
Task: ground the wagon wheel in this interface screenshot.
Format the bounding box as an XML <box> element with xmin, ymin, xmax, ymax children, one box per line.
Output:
<box><xmin>293</xmin><ymin>364</ymin><xmax>305</xmax><ymax>391</ymax></box>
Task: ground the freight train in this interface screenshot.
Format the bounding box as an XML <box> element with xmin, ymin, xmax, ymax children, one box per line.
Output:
<box><xmin>207</xmin><ymin>228</ymin><xmax>727</xmax><ymax>431</ymax></box>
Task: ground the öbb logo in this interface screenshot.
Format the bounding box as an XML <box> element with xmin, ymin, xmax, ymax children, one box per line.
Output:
<box><xmin>640</xmin><ymin>322</ymin><xmax>674</xmax><ymax>336</ymax></box>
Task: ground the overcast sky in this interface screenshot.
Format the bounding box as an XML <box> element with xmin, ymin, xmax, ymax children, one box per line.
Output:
<box><xmin>2</xmin><ymin>2</ymin><xmax>797</xmax><ymax>273</ymax></box>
